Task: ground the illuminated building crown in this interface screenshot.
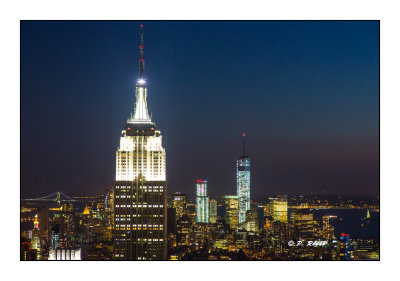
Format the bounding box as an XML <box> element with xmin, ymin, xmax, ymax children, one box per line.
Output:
<box><xmin>34</xmin><ymin>215</ymin><xmax>39</xmax><ymax>230</ymax></box>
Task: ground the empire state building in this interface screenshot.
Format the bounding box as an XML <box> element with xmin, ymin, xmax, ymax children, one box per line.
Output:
<box><xmin>113</xmin><ymin>25</ymin><xmax>167</xmax><ymax>260</ymax></box>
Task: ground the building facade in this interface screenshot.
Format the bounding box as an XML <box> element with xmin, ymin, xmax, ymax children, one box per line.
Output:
<box><xmin>270</xmin><ymin>195</ymin><xmax>288</xmax><ymax>223</ymax></box>
<box><xmin>113</xmin><ymin>26</ymin><xmax>167</xmax><ymax>260</ymax></box>
<box><xmin>195</xmin><ymin>180</ymin><xmax>209</xmax><ymax>224</ymax></box>
<box><xmin>48</xmin><ymin>248</ymin><xmax>82</xmax><ymax>260</ymax></box>
<box><xmin>176</xmin><ymin>214</ymin><xmax>192</xmax><ymax>246</ymax></box>
<box><xmin>172</xmin><ymin>193</ymin><xmax>186</xmax><ymax>219</ymax></box>
<box><xmin>290</xmin><ymin>209</ymin><xmax>315</xmax><ymax>239</ymax></box>
<box><xmin>322</xmin><ymin>215</ymin><xmax>337</xmax><ymax>240</ymax></box>
<box><xmin>209</xmin><ymin>199</ymin><xmax>218</xmax><ymax>224</ymax></box>
<box><xmin>224</xmin><ymin>195</ymin><xmax>239</xmax><ymax>230</ymax></box>
<box><xmin>31</xmin><ymin>215</ymin><xmax>41</xmax><ymax>260</ymax></box>
<box><xmin>338</xmin><ymin>233</ymin><xmax>354</xmax><ymax>260</ymax></box>
<box><xmin>245</xmin><ymin>207</ymin><xmax>258</xmax><ymax>233</ymax></box>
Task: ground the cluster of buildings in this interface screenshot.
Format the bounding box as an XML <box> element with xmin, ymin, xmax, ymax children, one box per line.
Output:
<box><xmin>193</xmin><ymin>133</ymin><xmax>251</xmax><ymax>228</ymax></box>
<box><xmin>20</xmin><ymin>188</ymin><xmax>379</xmax><ymax>261</ymax></box>
<box><xmin>21</xmin><ymin>190</ymin><xmax>115</xmax><ymax>260</ymax></box>
<box><xmin>164</xmin><ymin>190</ymin><xmax>380</xmax><ymax>260</ymax></box>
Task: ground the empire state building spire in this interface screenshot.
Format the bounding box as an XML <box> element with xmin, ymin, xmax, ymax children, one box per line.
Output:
<box><xmin>115</xmin><ymin>25</ymin><xmax>167</xmax><ymax>260</ymax></box>
<box><xmin>242</xmin><ymin>132</ymin><xmax>246</xmax><ymax>156</ymax></box>
<box><xmin>128</xmin><ymin>24</ymin><xmax>152</xmax><ymax>125</ymax></box>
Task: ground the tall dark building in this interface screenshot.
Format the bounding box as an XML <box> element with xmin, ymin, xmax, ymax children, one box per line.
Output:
<box><xmin>113</xmin><ymin>25</ymin><xmax>167</xmax><ymax>260</ymax></box>
<box><xmin>38</xmin><ymin>206</ymin><xmax>48</xmax><ymax>238</ymax></box>
<box><xmin>167</xmin><ymin>207</ymin><xmax>177</xmax><ymax>235</ymax></box>
<box><xmin>176</xmin><ymin>214</ymin><xmax>192</xmax><ymax>246</ymax></box>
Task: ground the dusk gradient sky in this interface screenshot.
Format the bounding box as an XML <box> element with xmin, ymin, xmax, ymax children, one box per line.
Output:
<box><xmin>21</xmin><ymin>21</ymin><xmax>379</xmax><ymax>198</ymax></box>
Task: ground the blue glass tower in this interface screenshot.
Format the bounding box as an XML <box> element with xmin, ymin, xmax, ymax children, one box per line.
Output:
<box><xmin>237</xmin><ymin>133</ymin><xmax>250</xmax><ymax>225</ymax></box>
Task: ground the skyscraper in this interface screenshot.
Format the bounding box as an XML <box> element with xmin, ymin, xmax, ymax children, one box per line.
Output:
<box><xmin>105</xmin><ymin>187</ymin><xmax>115</xmax><ymax>228</ymax></box>
<box><xmin>31</xmin><ymin>215</ymin><xmax>41</xmax><ymax>260</ymax></box>
<box><xmin>224</xmin><ymin>195</ymin><xmax>239</xmax><ymax>230</ymax></box>
<box><xmin>237</xmin><ymin>133</ymin><xmax>250</xmax><ymax>224</ymax></box>
<box><xmin>338</xmin><ymin>233</ymin><xmax>354</xmax><ymax>260</ymax></box>
<box><xmin>167</xmin><ymin>207</ymin><xmax>177</xmax><ymax>235</ymax></box>
<box><xmin>322</xmin><ymin>215</ymin><xmax>337</xmax><ymax>240</ymax></box>
<box><xmin>176</xmin><ymin>214</ymin><xmax>192</xmax><ymax>246</ymax></box>
<box><xmin>195</xmin><ymin>180</ymin><xmax>209</xmax><ymax>224</ymax></box>
<box><xmin>209</xmin><ymin>199</ymin><xmax>218</xmax><ymax>224</ymax></box>
<box><xmin>38</xmin><ymin>207</ymin><xmax>48</xmax><ymax>238</ymax></box>
<box><xmin>172</xmin><ymin>193</ymin><xmax>186</xmax><ymax>219</ymax></box>
<box><xmin>245</xmin><ymin>207</ymin><xmax>259</xmax><ymax>233</ymax></box>
<box><xmin>290</xmin><ymin>209</ymin><xmax>315</xmax><ymax>239</ymax></box>
<box><xmin>270</xmin><ymin>195</ymin><xmax>288</xmax><ymax>223</ymax></box>
<box><xmin>113</xmin><ymin>25</ymin><xmax>167</xmax><ymax>260</ymax></box>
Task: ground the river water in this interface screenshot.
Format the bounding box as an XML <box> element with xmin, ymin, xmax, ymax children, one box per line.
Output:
<box><xmin>309</xmin><ymin>208</ymin><xmax>379</xmax><ymax>240</ymax></box>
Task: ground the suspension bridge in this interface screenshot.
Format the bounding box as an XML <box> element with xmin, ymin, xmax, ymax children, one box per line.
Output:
<box><xmin>22</xmin><ymin>191</ymin><xmax>76</xmax><ymax>204</ymax></box>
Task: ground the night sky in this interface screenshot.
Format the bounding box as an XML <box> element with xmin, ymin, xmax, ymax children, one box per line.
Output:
<box><xmin>21</xmin><ymin>21</ymin><xmax>379</xmax><ymax>199</ymax></box>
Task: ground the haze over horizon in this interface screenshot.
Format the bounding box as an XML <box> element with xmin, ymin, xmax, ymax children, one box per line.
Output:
<box><xmin>21</xmin><ymin>21</ymin><xmax>379</xmax><ymax>198</ymax></box>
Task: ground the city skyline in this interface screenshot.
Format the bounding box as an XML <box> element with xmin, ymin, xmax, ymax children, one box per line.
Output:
<box><xmin>21</xmin><ymin>21</ymin><xmax>379</xmax><ymax>198</ymax></box>
<box><xmin>19</xmin><ymin>23</ymin><xmax>379</xmax><ymax>261</ymax></box>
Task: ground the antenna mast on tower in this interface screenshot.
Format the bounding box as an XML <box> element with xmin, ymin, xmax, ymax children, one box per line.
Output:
<box><xmin>139</xmin><ymin>24</ymin><xmax>144</xmax><ymax>78</ymax></box>
<box><xmin>242</xmin><ymin>132</ymin><xmax>246</xmax><ymax>156</ymax></box>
